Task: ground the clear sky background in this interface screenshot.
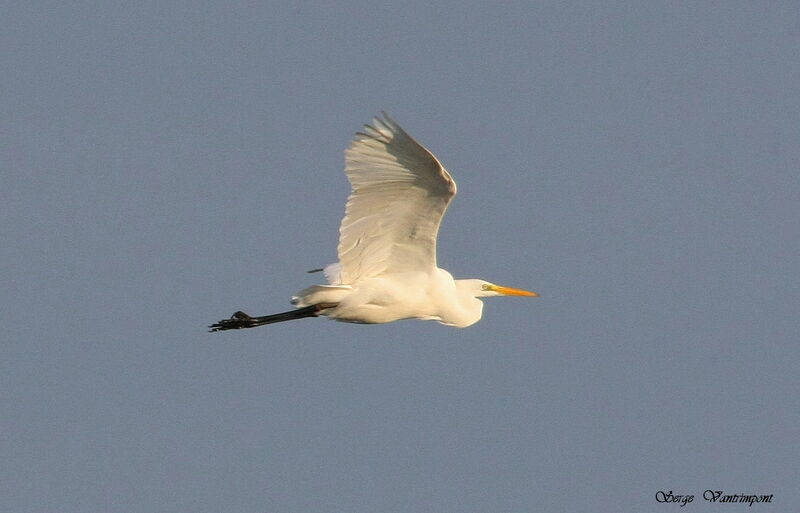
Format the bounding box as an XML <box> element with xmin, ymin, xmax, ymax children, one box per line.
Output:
<box><xmin>3</xmin><ymin>2</ymin><xmax>799</xmax><ymax>512</ymax></box>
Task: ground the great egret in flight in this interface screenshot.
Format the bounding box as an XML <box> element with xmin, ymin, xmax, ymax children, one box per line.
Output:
<box><xmin>210</xmin><ymin>113</ymin><xmax>537</xmax><ymax>331</ymax></box>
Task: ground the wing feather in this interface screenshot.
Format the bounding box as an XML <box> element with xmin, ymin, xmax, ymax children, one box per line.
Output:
<box><xmin>337</xmin><ymin>113</ymin><xmax>457</xmax><ymax>284</ymax></box>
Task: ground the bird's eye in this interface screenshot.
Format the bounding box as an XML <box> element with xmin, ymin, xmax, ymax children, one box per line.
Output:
<box><xmin>481</xmin><ymin>284</ymin><xmax>491</xmax><ymax>291</ymax></box>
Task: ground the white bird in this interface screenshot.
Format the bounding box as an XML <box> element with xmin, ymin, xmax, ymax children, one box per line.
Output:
<box><xmin>210</xmin><ymin>112</ymin><xmax>537</xmax><ymax>331</ymax></box>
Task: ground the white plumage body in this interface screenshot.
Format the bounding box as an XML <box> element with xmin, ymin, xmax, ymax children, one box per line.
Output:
<box><xmin>293</xmin><ymin>269</ymin><xmax>484</xmax><ymax>327</ymax></box>
<box><xmin>287</xmin><ymin>113</ymin><xmax>535</xmax><ymax>328</ymax></box>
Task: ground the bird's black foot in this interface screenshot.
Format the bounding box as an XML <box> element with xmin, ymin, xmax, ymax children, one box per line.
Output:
<box><xmin>208</xmin><ymin>311</ymin><xmax>257</xmax><ymax>332</ymax></box>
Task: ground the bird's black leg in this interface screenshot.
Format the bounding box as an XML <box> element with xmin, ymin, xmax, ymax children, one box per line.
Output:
<box><xmin>208</xmin><ymin>304</ymin><xmax>335</xmax><ymax>332</ymax></box>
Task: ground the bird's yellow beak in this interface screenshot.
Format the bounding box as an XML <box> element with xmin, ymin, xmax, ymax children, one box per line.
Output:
<box><xmin>491</xmin><ymin>285</ymin><xmax>539</xmax><ymax>297</ymax></box>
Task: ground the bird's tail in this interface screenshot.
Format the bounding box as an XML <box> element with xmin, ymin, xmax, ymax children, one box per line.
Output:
<box><xmin>209</xmin><ymin>304</ymin><xmax>333</xmax><ymax>332</ymax></box>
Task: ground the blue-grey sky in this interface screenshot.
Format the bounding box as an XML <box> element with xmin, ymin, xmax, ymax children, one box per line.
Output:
<box><xmin>3</xmin><ymin>2</ymin><xmax>799</xmax><ymax>512</ymax></box>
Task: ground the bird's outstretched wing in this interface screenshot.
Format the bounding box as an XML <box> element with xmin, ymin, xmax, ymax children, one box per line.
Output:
<box><xmin>337</xmin><ymin>113</ymin><xmax>457</xmax><ymax>284</ymax></box>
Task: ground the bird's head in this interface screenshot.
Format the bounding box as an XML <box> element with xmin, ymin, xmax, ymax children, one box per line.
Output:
<box><xmin>461</xmin><ymin>279</ymin><xmax>539</xmax><ymax>299</ymax></box>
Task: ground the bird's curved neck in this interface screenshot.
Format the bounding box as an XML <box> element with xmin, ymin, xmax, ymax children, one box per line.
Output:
<box><xmin>445</xmin><ymin>279</ymin><xmax>484</xmax><ymax>328</ymax></box>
